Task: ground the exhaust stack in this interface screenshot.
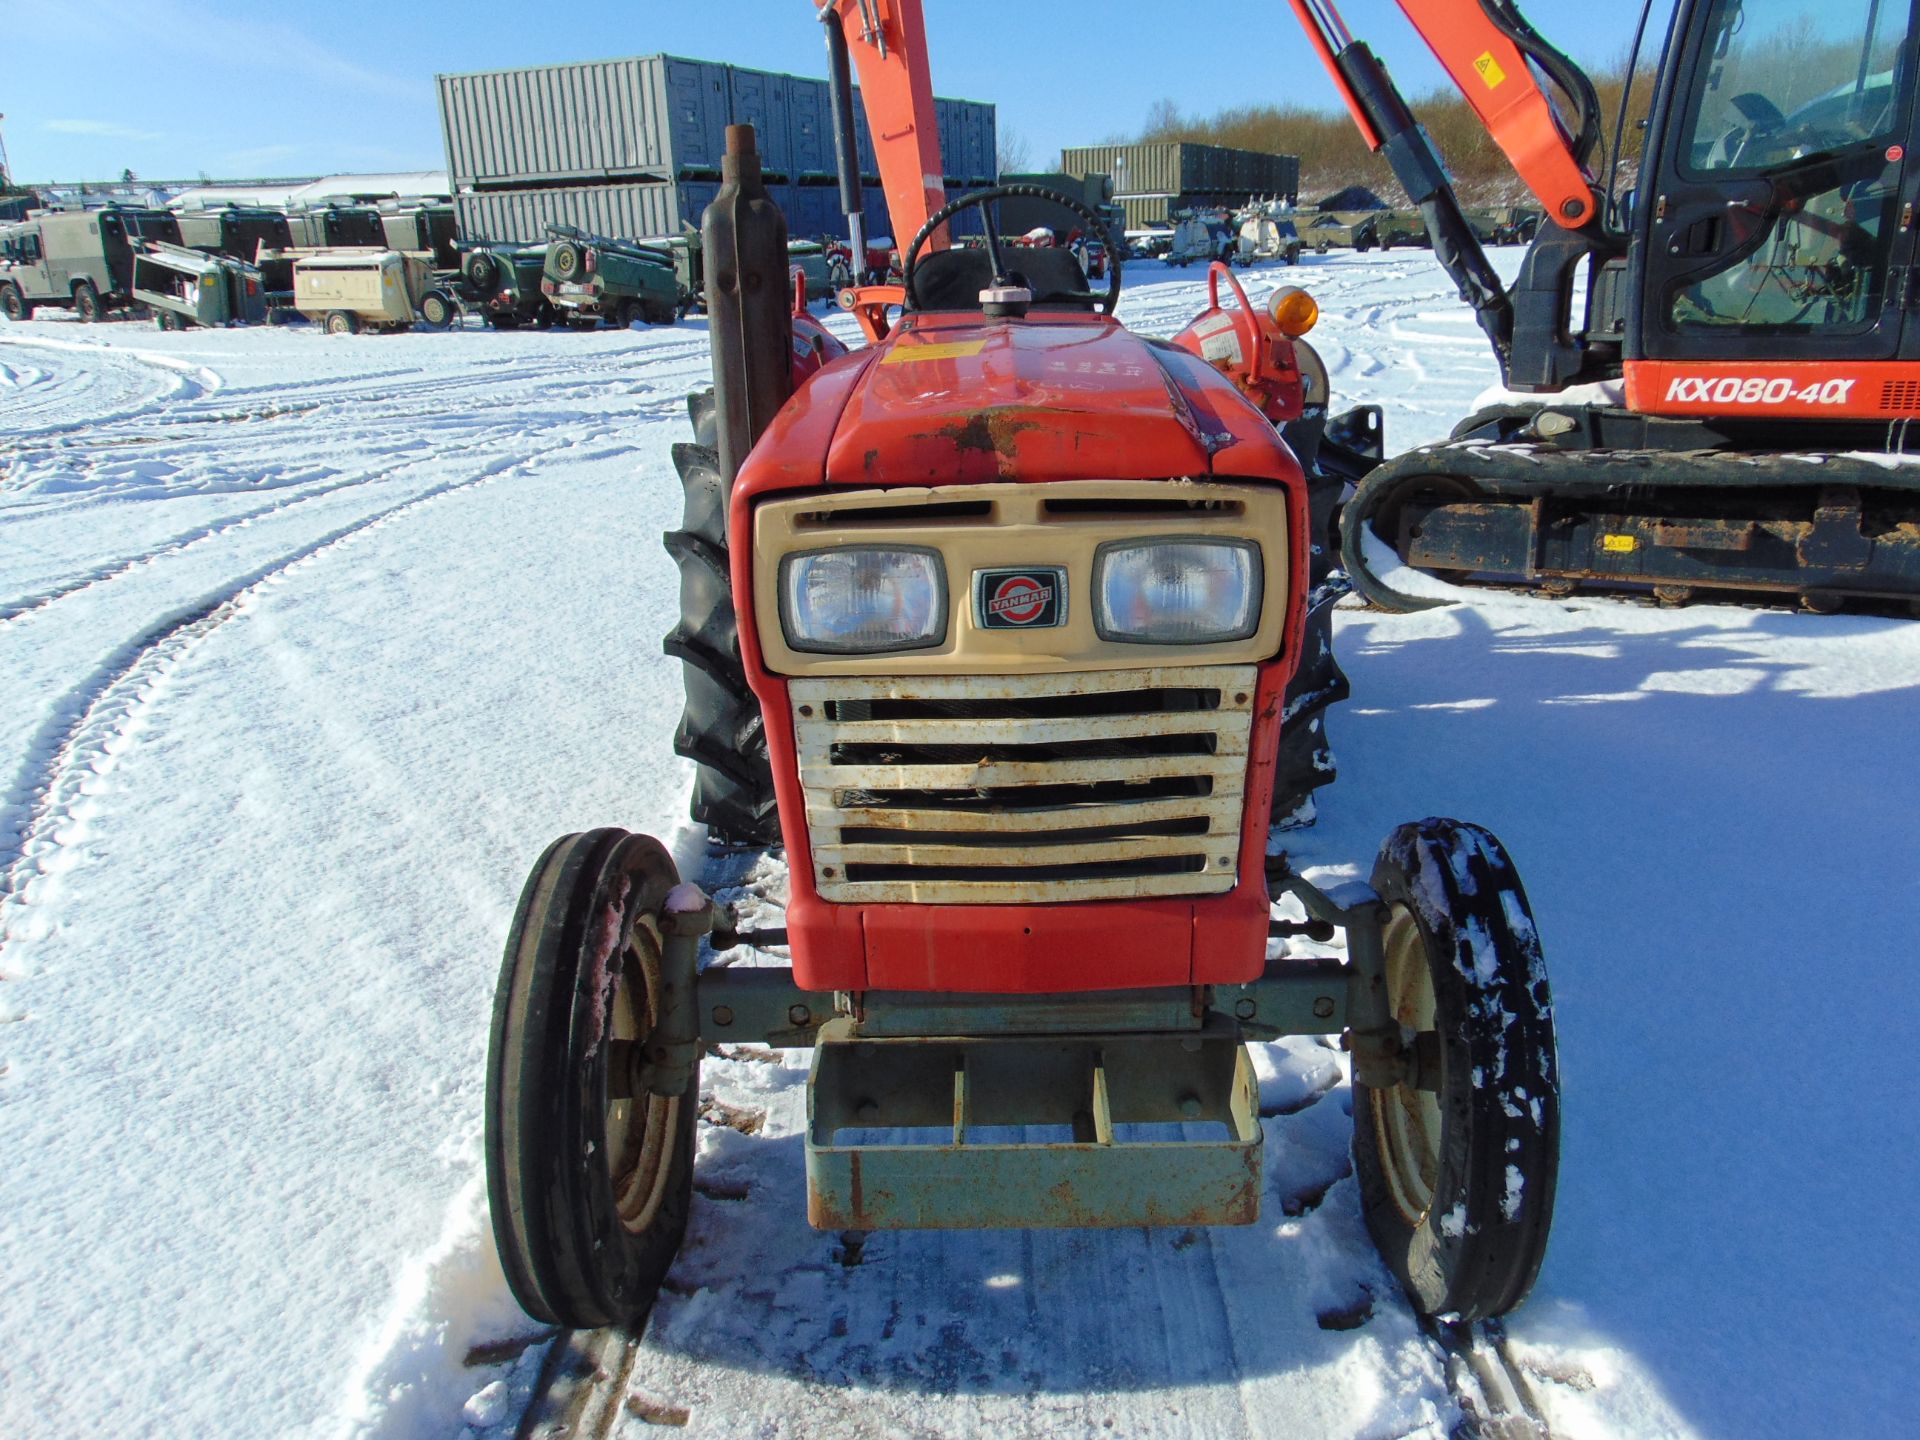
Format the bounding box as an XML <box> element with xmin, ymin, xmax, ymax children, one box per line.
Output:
<box><xmin>702</xmin><ymin>123</ymin><xmax>793</xmax><ymax>484</ymax></box>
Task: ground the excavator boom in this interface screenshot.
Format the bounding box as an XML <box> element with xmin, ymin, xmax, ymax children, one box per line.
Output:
<box><xmin>816</xmin><ymin>0</ymin><xmax>946</xmax><ymax>255</ymax></box>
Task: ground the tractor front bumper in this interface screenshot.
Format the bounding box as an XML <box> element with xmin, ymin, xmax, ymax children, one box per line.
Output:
<box><xmin>805</xmin><ymin>1015</ymin><xmax>1261</xmax><ymax>1230</ymax></box>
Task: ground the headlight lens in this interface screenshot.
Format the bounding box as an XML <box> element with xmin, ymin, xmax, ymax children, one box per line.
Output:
<box><xmin>1094</xmin><ymin>538</ymin><xmax>1261</xmax><ymax>644</ymax></box>
<box><xmin>779</xmin><ymin>546</ymin><xmax>947</xmax><ymax>654</ymax></box>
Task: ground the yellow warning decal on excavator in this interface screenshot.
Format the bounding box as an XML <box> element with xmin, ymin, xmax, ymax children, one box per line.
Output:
<box><xmin>1474</xmin><ymin>52</ymin><xmax>1507</xmax><ymax>89</ymax></box>
<box><xmin>883</xmin><ymin>340</ymin><xmax>988</xmax><ymax>364</ymax></box>
<box><xmin>1602</xmin><ymin>534</ymin><xmax>1638</xmax><ymax>553</ymax></box>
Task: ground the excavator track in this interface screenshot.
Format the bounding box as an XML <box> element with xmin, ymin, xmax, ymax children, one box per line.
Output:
<box><xmin>1340</xmin><ymin>422</ymin><xmax>1920</xmax><ymax>614</ymax></box>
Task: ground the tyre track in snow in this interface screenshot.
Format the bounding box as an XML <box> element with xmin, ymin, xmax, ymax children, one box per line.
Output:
<box><xmin>0</xmin><ymin>446</ymin><xmax>546</xmax><ymax>969</ymax></box>
<box><xmin>0</xmin><ymin>332</ymin><xmax>219</xmax><ymax>436</ymax></box>
<box><xmin>0</xmin><ymin>421</ymin><xmax>539</xmax><ymax>624</ymax></box>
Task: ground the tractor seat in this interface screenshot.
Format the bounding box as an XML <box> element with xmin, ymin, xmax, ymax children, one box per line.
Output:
<box><xmin>910</xmin><ymin>245</ymin><xmax>1095</xmax><ymax>312</ymax></box>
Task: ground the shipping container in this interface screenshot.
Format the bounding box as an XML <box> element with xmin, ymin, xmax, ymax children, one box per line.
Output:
<box><xmin>438</xmin><ymin>55</ymin><xmax>732</xmax><ymax>188</ymax></box>
<box><xmin>1062</xmin><ymin>143</ymin><xmax>1297</xmax><ymax>206</ymax></box>
<box><xmin>785</xmin><ymin>185</ymin><xmax>844</xmax><ymax>242</ymax></box>
<box><xmin>788</xmin><ymin>77</ymin><xmax>834</xmax><ymax>180</ymax></box>
<box><xmin>442</xmin><ymin>54</ymin><xmax>994</xmax><ymax>193</ymax></box>
<box><xmin>455</xmin><ymin>181</ymin><xmax>709</xmax><ymax>247</ymax></box>
<box><xmin>727</xmin><ymin>66</ymin><xmax>793</xmax><ymax>177</ymax></box>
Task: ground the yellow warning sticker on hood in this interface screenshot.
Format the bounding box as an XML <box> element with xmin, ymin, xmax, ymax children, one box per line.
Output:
<box><xmin>882</xmin><ymin>339</ymin><xmax>988</xmax><ymax>364</ymax></box>
<box><xmin>1474</xmin><ymin>51</ymin><xmax>1507</xmax><ymax>89</ymax></box>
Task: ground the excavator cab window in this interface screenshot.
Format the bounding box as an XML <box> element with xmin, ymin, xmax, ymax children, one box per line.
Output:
<box><xmin>1665</xmin><ymin>0</ymin><xmax>1915</xmax><ymax>332</ymax></box>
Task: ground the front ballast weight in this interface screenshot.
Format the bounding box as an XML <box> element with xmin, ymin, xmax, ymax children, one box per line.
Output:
<box><xmin>485</xmin><ymin>819</ymin><xmax>1560</xmax><ymax>1332</ymax></box>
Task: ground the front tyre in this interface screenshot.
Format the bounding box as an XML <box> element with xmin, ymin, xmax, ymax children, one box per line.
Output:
<box><xmin>1353</xmin><ymin>819</ymin><xmax>1559</xmax><ymax>1322</ymax></box>
<box><xmin>485</xmin><ymin>829</ymin><xmax>699</xmax><ymax>1329</ymax></box>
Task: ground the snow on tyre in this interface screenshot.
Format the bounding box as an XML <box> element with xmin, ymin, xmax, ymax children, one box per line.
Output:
<box><xmin>1353</xmin><ymin>818</ymin><xmax>1559</xmax><ymax>1322</ymax></box>
<box><xmin>485</xmin><ymin>828</ymin><xmax>698</xmax><ymax>1329</ymax></box>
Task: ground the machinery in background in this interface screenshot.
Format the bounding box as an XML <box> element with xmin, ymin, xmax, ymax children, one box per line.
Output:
<box><xmin>1293</xmin><ymin>0</ymin><xmax>1920</xmax><ymax>613</ymax></box>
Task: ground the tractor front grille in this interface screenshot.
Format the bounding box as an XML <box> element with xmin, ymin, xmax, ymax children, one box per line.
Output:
<box><xmin>789</xmin><ymin>666</ymin><xmax>1257</xmax><ymax>905</ymax></box>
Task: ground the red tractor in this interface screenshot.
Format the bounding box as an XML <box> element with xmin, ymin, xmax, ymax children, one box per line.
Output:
<box><xmin>484</xmin><ymin>0</ymin><xmax>1559</xmax><ymax>1337</ymax></box>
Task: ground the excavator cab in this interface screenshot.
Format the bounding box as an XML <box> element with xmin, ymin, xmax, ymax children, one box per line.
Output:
<box><xmin>1635</xmin><ymin>0</ymin><xmax>1916</xmax><ymax>360</ymax></box>
<box><xmin>1297</xmin><ymin>0</ymin><xmax>1920</xmax><ymax>612</ymax></box>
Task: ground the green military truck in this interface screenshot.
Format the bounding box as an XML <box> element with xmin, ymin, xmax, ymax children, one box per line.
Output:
<box><xmin>426</xmin><ymin>242</ymin><xmax>556</xmax><ymax>330</ymax></box>
<box><xmin>0</xmin><ymin>206</ymin><xmax>181</xmax><ymax>321</ymax></box>
<box><xmin>539</xmin><ymin>225</ymin><xmax>680</xmax><ymax>328</ymax></box>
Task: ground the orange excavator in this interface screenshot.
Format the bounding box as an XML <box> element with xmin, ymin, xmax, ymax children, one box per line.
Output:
<box><xmin>1297</xmin><ymin>0</ymin><xmax>1920</xmax><ymax>613</ymax></box>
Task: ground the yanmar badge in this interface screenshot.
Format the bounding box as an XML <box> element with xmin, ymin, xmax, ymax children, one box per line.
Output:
<box><xmin>975</xmin><ymin>567</ymin><xmax>1067</xmax><ymax>629</ymax></box>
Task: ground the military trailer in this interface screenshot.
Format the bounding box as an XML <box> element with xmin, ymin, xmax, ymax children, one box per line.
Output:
<box><xmin>292</xmin><ymin>249</ymin><xmax>434</xmax><ymax>334</ymax></box>
<box><xmin>1298</xmin><ymin>209</ymin><xmax>1381</xmax><ymax>253</ymax></box>
<box><xmin>1237</xmin><ymin>209</ymin><xmax>1305</xmax><ymax>265</ymax></box>
<box><xmin>786</xmin><ymin>239</ymin><xmax>834</xmax><ymax>300</ymax></box>
<box><xmin>175</xmin><ymin>207</ymin><xmax>294</xmax><ymax>262</ymax></box>
<box><xmin>0</xmin><ymin>206</ymin><xmax>180</xmax><ymax>321</ymax></box>
<box><xmin>539</xmin><ymin>225</ymin><xmax>680</xmax><ymax>328</ymax></box>
<box><xmin>1378</xmin><ymin>208</ymin><xmax>1429</xmax><ymax>248</ymax></box>
<box><xmin>285</xmin><ymin>205</ymin><xmax>386</xmax><ymax>250</ymax></box>
<box><xmin>1166</xmin><ymin>210</ymin><xmax>1235</xmax><ymax>267</ymax></box>
<box><xmin>381</xmin><ymin>204</ymin><xmax>462</xmax><ymax>271</ymax></box>
<box><xmin>429</xmin><ymin>242</ymin><xmax>555</xmax><ymax>329</ymax></box>
<box><xmin>175</xmin><ymin>207</ymin><xmax>298</xmax><ymax>303</ymax></box>
<box><xmin>132</xmin><ymin>242</ymin><xmax>267</xmax><ymax>330</ymax></box>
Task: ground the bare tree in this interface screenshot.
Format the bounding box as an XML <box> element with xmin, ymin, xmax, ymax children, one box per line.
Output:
<box><xmin>1141</xmin><ymin>98</ymin><xmax>1184</xmax><ymax>140</ymax></box>
<box><xmin>996</xmin><ymin>128</ymin><xmax>1033</xmax><ymax>176</ymax></box>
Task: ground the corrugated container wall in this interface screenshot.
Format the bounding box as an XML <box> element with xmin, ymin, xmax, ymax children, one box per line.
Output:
<box><xmin>443</xmin><ymin>54</ymin><xmax>995</xmax><ymax>188</ymax></box>
<box><xmin>788</xmin><ymin>77</ymin><xmax>833</xmax><ymax>180</ymax></box>
<box><xmin>455</xmin><ymin>182</ymin><xmax>703</xmax><ymax>246</ymax></box>
<box><xmin>439</xmin><ymin>55</ymin><xmax>734</xmax><ymax>187</ymax></box>
<box><xmin>455</xmin><ymin>178</ymin><xmax>977</xmax><ymax>246</ymax></box>
<box><xmin>1061</xmin><ymin>142</ymin><xmax>1298</xmax><ymax>204</ymax></box>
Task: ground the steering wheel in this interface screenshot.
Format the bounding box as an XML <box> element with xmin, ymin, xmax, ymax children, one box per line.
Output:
<box><xmin>900</xmin><ymin>183</ymin><xmax>1123</xmax><ymax>315</ymax></box>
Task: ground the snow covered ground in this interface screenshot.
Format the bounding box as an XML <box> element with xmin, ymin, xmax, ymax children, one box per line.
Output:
<box><xmin>3</xmin><ymin>250</ymin><xmax>1916</xmax><ymax>1440</ymax></box>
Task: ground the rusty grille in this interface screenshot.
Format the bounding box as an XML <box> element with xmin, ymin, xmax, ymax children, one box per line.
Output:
<box><xmin>789</xmin><ymin>666</ymin><xmax>1257</xmax><ymax>904</ymax></box>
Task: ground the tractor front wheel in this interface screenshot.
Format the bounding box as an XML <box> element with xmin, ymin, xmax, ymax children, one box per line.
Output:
<box><xmin>486</xmin><ymin>828</ymin><xmax>698</xmax><ymax>1329</ymax></box>
<box><xmin>1353</xmin><ymin>819</ymin><xmax>1559</xmax><ymax>1322</ymax></box>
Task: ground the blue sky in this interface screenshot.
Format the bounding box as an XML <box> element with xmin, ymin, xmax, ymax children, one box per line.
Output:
<box><xmin>4</xmin><ymin>1</ymin><xmax>1672</xmax><ymax>183</ymax></box>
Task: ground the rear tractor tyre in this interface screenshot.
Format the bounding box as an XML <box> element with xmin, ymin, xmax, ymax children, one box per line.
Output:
<box><xmin>664</xmin><ymin>388</ymin><xmax>781</xmax><ymax>848</ymax></box>
<box><xmin>73</xmin><ymin>281</ymin><xmax>103</xmax><ymax>322</ymax></box>
<box><xmin>324</xmin><ymin>310</ymin><xmax>360</xmax><ymax>336</ymax></box>
<box><xmin>0</xmin><ymin>284</ymin><xmax>27</xmax><ymax>322</ymax></box>
<box><xmin>485</xmin><ymin>828</ymin><xmax>698</xmax><ymax>1329</ymax></box>
<box><xmin>1353</xmin><ymin>819</ymin><xmax>1559</xmax><ymax>1322</ymax></box>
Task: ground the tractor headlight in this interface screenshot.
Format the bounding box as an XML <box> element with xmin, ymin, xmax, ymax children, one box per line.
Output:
<box><xmin>1094</xmin><ymin>538</ymin><xmax>1261</xmax><ymax>644</ymax></box>
<box><xmin>779</xmin><ymin>546</ymin><xmax>947</xmax><ymax>654</ymax></box>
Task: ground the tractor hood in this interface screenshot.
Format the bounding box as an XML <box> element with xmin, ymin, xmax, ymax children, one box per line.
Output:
<box><xmin>821</xmin><ymin>312</ymin><xmax>1295</xmax><ymax>487</ymax></box>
